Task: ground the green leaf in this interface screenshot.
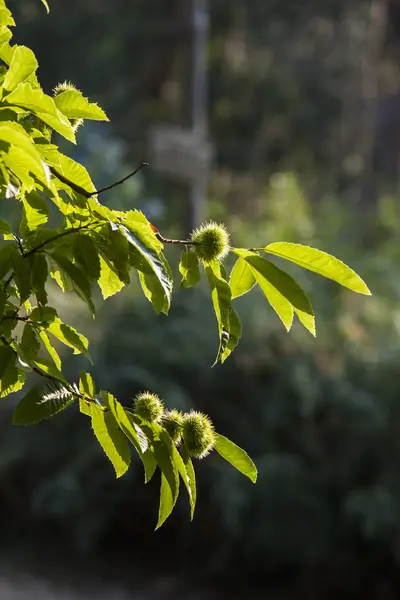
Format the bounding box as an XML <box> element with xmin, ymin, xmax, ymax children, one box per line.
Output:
<box><xmin>98</xmin><ymin>254</ymin><xmax>125</xmax><ymax>299</ymax></box>
<box><xmin>214</xmin><ymin>433</ymin><xmax>257</xmax><ymax>483</ymax></box>
<box><xmin>21</xmin><ymin>192</ymin><xmax>49</xmax><ymax>232</ymax></box>
<box><xmin>229</xmin><ymin>256</ymin><xmax>256</xmax><ymax>299</ymax></box>
<box><xmin>142</xmin><ymin>450</ymin><xmax>157</xmax><ymax>483</ymax></box>
<box><xmin>52</xmin><ymin>153</ymin><xmax>96</xmax><ymax>199</ymax></box>
<box><xmin>20</xmin><ymin>322</ymin><xmax>40</xmax><ymax>360</ymax></box>
<box><xmin>12</xmin><ymin>250</ymin><xmax>31</xmax><ymax>302</ymax></box>
<box><xmin>181</xmin><ymin>445</ymin><xmax>196</xmax><ymax>520</ymax></box>
<box><xmin>50</xmin><ymin>252</ymin><xmax>95</xmax><ymax>314</ymax></box>
<box><xmin>91</xmin><ymin>405</ymin><xmax>131</xmax><ymax>478</ymax></box>
<box><xmin>157</xmin><ymin>472</ymin><xmax>174</xmax><ymax>530</ymax></box>
<box><xmin>33</xmin><ymin>356</ymin><xmax>68</xmax><ymax>384</ymax></box>
<box><xmin>73</xmin><ymin>235</ymin><xmax>100</xmax><ymax>281</ymax></box>
<box><xmin>12</xmin><ymin>384</ymin><xmax>73</xmax><ymax>425</ymax></box>
<box><xmin>40</xmin><ymin>0</ymin><xmax>50</xmax><ymax>13</ymax></box>
<box><xmin>29</xmin><ymin>253</ymin><xmax>48</xmax><ymax>305</ymax></box>
<box><xmin>4</xmin><ymin>83</ymin><xmax>75</xmax><ymax>143</ymax></box>
<box><xmin>264</xmin><ymin>242</ymin><xmax>371</xmax><ymax>295</ymax></box>
<box><xmin>118</xmin><ymin>223</ymin><xmax>172</xmax><ymax>313</ymax></box>
<box><xmin>234</xmin><ymin>250</ymin><xmax>315</xmax><ymax>335</ymax></box>
<box><xmin>0</xmin><ymin>289</ymin><xmax>6</xmax><ymax>317</ymax></box>
<box><xmin>172</xmin><ymin>443</ymin><xmax>196</xmax><ymax>520</ymax></box>
<box><xmin>0</xmin><ymin>5</ymin><xmax>15</xmax><ymax>27</ymax></box>
<box><xmin>179</xmin><ymin>250</ymin><xmax>200</xmax><ymax>288</ymax></box>
<box><xmin>220</xmin><ymin>307</ymin><xmax>242</xmax><ymax>363</ymax></box>
<box><xmin>98</xmin><ymin>227</ymin><xmax>130</xmax><ymax>284</ymax></box>
<box><xmin>0</xmin><ymin>344</ymin><xmax>24</xmax><ymax>396</ymax></box>
<box><xmin>205</xmin><ymin>261</ymin><xmax>232</xmax><ymax>364</ymax></box>
<box><xmin>79</xmin><ymin>370</ymin><xmax>95</xmax><ymax>398</ymax></box>
<box><xmin>38</xmin><ymin>330</ymin><xmax>61</xmax><ymax>370</ymax></box>
<box><xmin>30</xmin><ymin>305</ymin><xmax>57</xmax><ymax>325</ymax></box>
<box><xmin>79</xmin><ymin>398</ymin><xmax>92</xmax><ymax>416</ymax></box>
<box><xmin>3</xmin><ymin>46</ymin><xmax>38</xmax><ymax>91</ymax></box>
<box><xmin>0</xmin><ymin>26</ymin><xmax>12</xmax><ymax>48</ymax></box>
<box><xmin>104</xmin><ymin>392</ymin><xmax>148</xmax><ymax>457</ymax></box>
<box><xmin>0</xmin><ymin>122</ymin><xmax>49</xmax><ymax>185</ymax></box>
<box><xmin>47</xmin><ymin>317</ymin><xmax>91</xmax><ymax>361</ymax></box>
<box><xmin>54</xmin><ymin>89</ymin><xmax>108</xmax><ymax>121</ymax></box>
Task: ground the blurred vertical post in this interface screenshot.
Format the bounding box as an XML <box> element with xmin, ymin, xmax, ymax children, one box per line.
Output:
<box><xmin>188</xmin><ymin>0</ymin><xmax>209</xmax><ymax>230</ymax></box>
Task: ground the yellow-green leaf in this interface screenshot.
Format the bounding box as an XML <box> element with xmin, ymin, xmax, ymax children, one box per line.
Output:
<box><xmin>91</xmin><ymin>405</ymin><xmax>131</xmax><ymax>478</ymax></box>
<box><xmin>3</xmin><ymin>46</ymin><xmax>38</xmax><ymax>91</ymax></box>
<box><xmin>54</xmin><ymin>89</ymin><xmax>108</xmax><ymax>121</ymax></box>
<box><xmin>215</xmin><ymin>433</ymin><xmax>257</xmax><ymax>483</ymax></box>
<box><xmin>229</xmin><ymin>256</ymin><xmax>256</xmax><ymax>299</ymax></box>
<box><xmin>264</xmin><ymin>242</ymin><xmax>371</xmax><ymax>295</ymax></box>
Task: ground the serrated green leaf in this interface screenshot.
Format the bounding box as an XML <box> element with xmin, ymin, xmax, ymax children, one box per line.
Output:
<box><xmin>0</xmin><ymin>345</ymin><xmax>24</xmax><ymax>397</ymax></box>
<box><xmin>52</xmin><ymin>153</ymin><xmax>96</xmax><ymax>201</ymax></box>
<box><xmin>54</xmin><ymin>89</ymin><xmax>108</xmax><ymax>121</ymax></box>
<box><xmin>50</xmin><ymin>252</ymin><xmax>95</xmax><ymax>314</ymax></box>
<box><xmin>118</xmin><ymin>223</ymin><xmax>172</xmax><ymax>313</ymax></box>
<box><xmin>3</xmin><ymin>46</ymin><xmax>38</xmax><ymax>91</ymax></box>
<box><xmin>91</xmin><ymin>405</ymin><xmax>131</xmax><ymax>478</ymax></box>
<box><xmin>179</xmin><ymin>250</ymin><xmax>200</xmax><ymax>288</ymax></box>
<box><xmin>21</xmin><ymin>192</ymin><xmax>49</xmax><ymax>232</ymax></box>
<box><xmin>73</xmin><ymin>235</ymin><xmax>100</xmax><ymax>281</ymax></box>
<box><xmin>214</xmin><ymin>433</ymin><xmax>257</xmax><ymax>483</ymax></box>
<box><xmin>79</xmin><ymin>398</ymin><xmax>92</xmax><ymax>416</ymax></box>
<box><xmin>181</xmin><ymin>445</ymin><xmax>196</xmax><ymax>520</ymax></box>
<box><xmin>104</xmin><ymin>392</ymin><xmax>148</xmax><ymax>457</ymax></box>
<box><xmin>0</xmin><ymin>6</ymin><xmax>15</xmax><ymax>27</ymax></box>
<box><xmin>157</xmin><ymin>472</ymin><xmax>174</xmax><ymax>530</ymax></box>
<box><xmin>0</xmin><ymin>26</ymin><xmax>12</xmax><ymax>48</ymax></box>
<box><xmin>29</xmin><ymin>253</ymin><xmax>48</xmax><ymax>305</ymax></box>
<box><xmin>38</xmin><ymin>329</ymin><xmax>61</xmax><ymax>370</ymax></box>
<box><xmin>11</xmin><ymin>250</ymin><xmax>30</xmax><ymax>302</ymax></box>
<box><xmin>98</xmin><ymin>254</ymin><xmax>125</xmax><ymax>299</ymax></box>
<box><xmin>142</xmin><ymin>450</ymin><xmax>157</xmax><ymax>483</ymax></box>
<box><xmin>234</xmin><ymin>249</ymin><xmax>315</xmax><ymax>335</ymax></box>
<box><xmin>172</xmin><ymin>443</ymin><xmax>195</xmax><ymax>519</ymax></box>
<box><xmin>205</xmin><ymin>261</ymin><xmax>232</xmax><ymax>364</ymax></box>
<box><xmin>47</xmin><ymin>317</ymin><xmax>91</xmax><ymax>360</ymax></box>
<box><xmin>98</xmin><ymin>227</ymin><xmax>130</xmax><ymax>284</ymax></box>
<box><xmin>229</xmin><ymin>256</ymin><xmax>256</xmax><ymax>299</ymax></box>
<box><xmin>264</xmin><ymin>242</ymin><xmax>371</xmax><ymax>295</ymax></box>
<box><xmin>12</xmin><ymin>384</ymin><xmax>73</xmax><ymax>425</ymax></box>
<box><xmin>20</xmin><ymin>322</ymin><xmax>40</xmax><ymax>360</ymax></box>
<box><xmin>138</xmin><ymin>271</ymin><xmax>169</xmax><ymax>315</ymax></box>
<box><xmin>122</xmin><ymin>210</ymin><xmax>163</xmax><ymax>253</ymax></box>
<box><xmin>4</xmin><ymin>83</ymin><xmax>75</xmax><ymax>143</ymax></box>
<box><xmin>233</xmin><ymin>249</ymin><xmax>293</xmax><ymax>330</ymax></box>
<box><xmin>30</xmin><ymin>305</ymin><xmax>57</xmax><ymax>325</ymax></box>
<box><xmin>79</xmin><ymin>370</ymin><xmax>95</xmax><ymax>398</ymax></box>
<box><xmin>220</xmin><ymin>307</ymin><xmax>242</xmax><ymax>363</ymax></box>
<box><xmin>33</xmin><ymin>356</ymin><xmax>68</xmax><ymax>384</ymax></box>
<box><xmin>0</xmin><ymin>122</ymin><xmax>49</xmax><ymax>185</ymax></box>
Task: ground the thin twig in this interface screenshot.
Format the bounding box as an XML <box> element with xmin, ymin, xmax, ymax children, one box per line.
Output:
<box><xmin>94</xmin><ymin>162</ymin><xmax>149</xmax><ymax>195</ymax></box>
<box><xmin>24</xmin><ymin>224</ymin><xmax>92</xmax><ymax>257</ymax></box>
<box><xmin>49</xmin><ymin>162</ymin><xmax>148</xmax><ymax>199</ymax></box>
<box><xmin>155</xmin><ymin>232</ymin><xmax>200</xmax><ymax>246</ymax></box>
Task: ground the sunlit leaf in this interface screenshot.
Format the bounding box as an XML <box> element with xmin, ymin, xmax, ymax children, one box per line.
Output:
<box><xmin>3</xmin><ymin>46</ymin><xmax>37</xmax><ymax>91</ymax></box>
<box><xmin>264</xmin><ymin>242</ymin><xmax>371</xmax><ymax>295</ymax></box>
<box><xmin>91</xmin><ymin>404</ymin><xmax>131</xmax><ymax>478</ymax></box>
<box><xmin>179</xmin><ymin>250</ymin><xmax>200</xmax><ymax>288</ymax></box>
<box><xmin>38</xmin><ymin>329</ymin><xmax>61</xmax><ymax>370</ymax></box>
<box><xmin>47</xmin><ymin>317</ymin><xmax>91</xmax><ymax>360</ymax></box>
<box><xmin>214</xmin><ymin>433</ymin><xmax>257</xmax><ymax>483</ymax></box>
<box><xmin>229</xmin><ymin>256</ymin><xmax>256</xmax><ymax>299</ymax></box>
<box><xmin>54</xmin><ymin>89</ymin><xmax>108</xmax><ymax>121</ymax></box>
<box><xmin>13</xmin><ymin>384</ymin><xmax>73</xmax><ymax>425</ymax></box>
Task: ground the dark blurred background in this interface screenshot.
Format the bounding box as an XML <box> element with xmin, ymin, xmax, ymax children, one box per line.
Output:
<box><xmin>1</xmin><ymin>0</ymin><xmax>400</xmax><ymax>598</ymax></box>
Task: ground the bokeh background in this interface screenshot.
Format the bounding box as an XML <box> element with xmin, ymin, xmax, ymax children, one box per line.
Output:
<box><xmin>1</xmin><ymin>0</ymin><xmax>400</xmax><ymax>598</ymax></box>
